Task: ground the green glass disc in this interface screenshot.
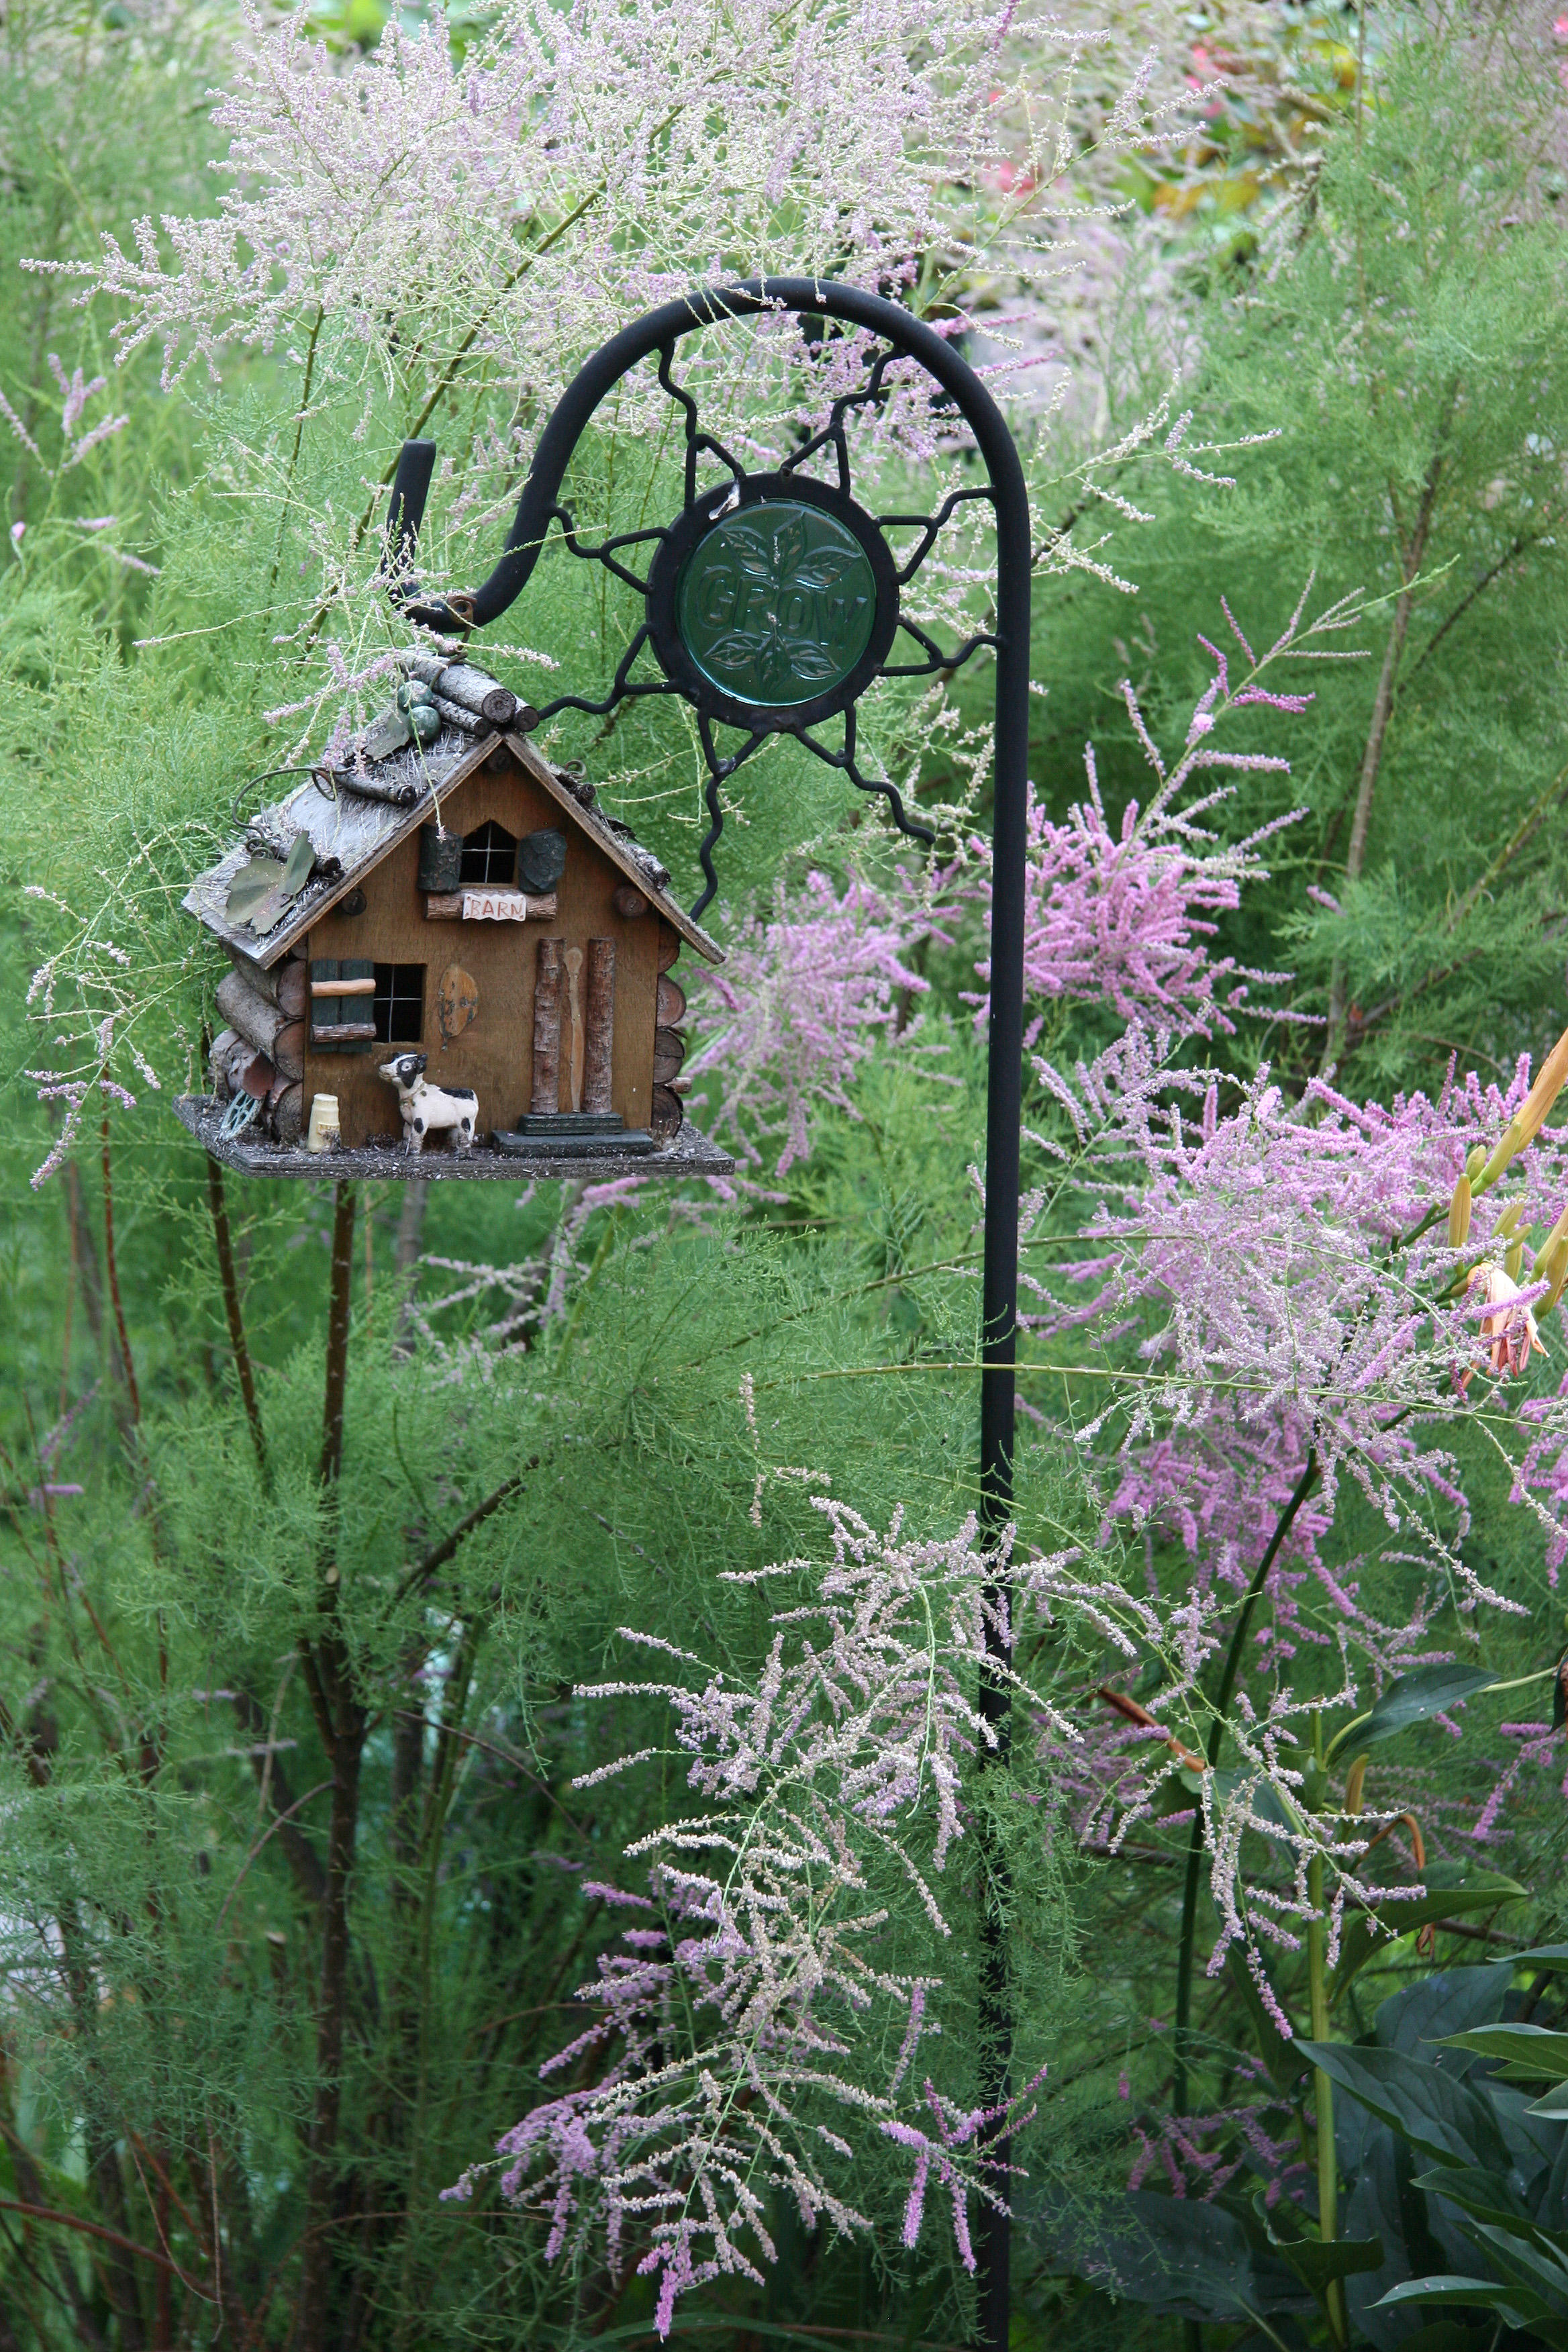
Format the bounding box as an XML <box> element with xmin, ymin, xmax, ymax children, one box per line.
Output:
<box><xmin>676</xmin><ymin>500</ymin><xmax>878</xmax><ymax>707</ymax></box>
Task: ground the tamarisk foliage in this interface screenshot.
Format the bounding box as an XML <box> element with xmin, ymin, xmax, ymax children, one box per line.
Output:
<box><xmin>4</xmin><ymin>7</ymin><xmax>1568</xmax><ymax>2351</ymax></box>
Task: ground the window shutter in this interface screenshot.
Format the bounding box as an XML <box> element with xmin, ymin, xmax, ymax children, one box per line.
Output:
<box><xmin>418</xmin><ymin>824</ymin><xmax>463</xmax><ymax>893</ymax></box>
<box><xmin>310</xmin><ymin>957</ymin><xmax>376</xmax><ymax>1054</ymax></box>
<box><xmin>516</xmin><ymin>828</ymin><xmax>567</xmax><ymax>893</ymax></box>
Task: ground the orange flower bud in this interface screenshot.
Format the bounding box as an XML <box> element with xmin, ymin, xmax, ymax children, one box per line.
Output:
<box><xmin>1534</xmin><ymin>1202</ymin><xmax>1568</xmax><ymax>1275</ymax></box>
<box><xmin>1474</xmin><ymin>1119</ymin><xmax>1524</xmax><ymax>1196</ymax></box>
<box><xmin>1475</xmin><ymin>1025</ymin><xmax>1568</xmax><ymax>1194</ymax></box>
<box><xmin>1447</xmin><ymin>1175</ymin><xmax>1472</xmax><ymax>1248</ymax></box>
<box><xmin>1548</xmin><ymin>1239</ymin><xmax>1568</xmax><ymax>1314</ymax></box>
<box><xmin>1516</xmin><ymin>1022</ymin><xmax>1568</xmax><ymax>1148</ymax></box>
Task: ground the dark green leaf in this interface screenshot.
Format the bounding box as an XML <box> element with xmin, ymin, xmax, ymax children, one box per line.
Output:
<box><xmin>1436</xmin><ymin>2026</ymin><xmax>1568</xmax><ymax>2084</ymax></box>
<box><xmin>1487</xmin><ymin>2082</ymin><xmax>1568</xmax><ymax>2186</ymax></box>
<box><xmin>1298</xmin><ymin>2043</ymin><xmax>1510</xmax><ymax>2172</ymax></box>
<box><xmin>1269</xmin><ymin>2231</ymin><xmax>1385</xmax><ymax>2300</ymax></box>
<box><xmin>1328</xmin><ymin>1665</ymin><xmax>1496</xmax><ymax>1763</ymax></box>
<box><xmin>1410</xmin><ymin>2165</ymin><xmax>1535</xmax><ymax>2235</ymax></box>
<box><xmin>1344</xmin><ymin>2125</ymin><xmax>1449</xmax><ymax>2352</ymax></box>
<box><xmin>1374</xmin><ymin>2276</ymin><xmax>1559</xmax><ymax>2335</ymax></box>
<box><xmin>1332</xmin><ymin>1875</ymin><xmax>1527</xmax><ymax>1999</ymax></box>
<box><xmin>1529</xmin><ymin>2084</ymin><xmax>1568</xmax><ymax>2120</ymax></box>
<box><xmin>1229</xmin><ymin>1950</ymin><xmax>1308</xmax><ymax>2092</ymax></box>
<box><xmin>1028</xmin><ymin>2192</ymin><xmax>1310</xmax><ymax>2323</ymax></box>
<box><xmin>1202</xmin><ymin>1764</ymin><xmax>1296</xmax><ymax>1830</ymax></box>
<box><xmin>1395</xmin><ymin>2326</ymin><xmax>1508</xmax><ymax>2351</ymax></box>
<box><xmin>1376</xmin><ymin>1968</ymin><xmax>1508</xmax><ymax>2070</ymax></box>
<box><xmin>1461</xmin><ymin>2216</ymin><xmax>1568</xmax><ymax>2310</ymax></box>
<box><xmin>1490</xmin><ymin>1945</ymin><xmax>1568</xmax><ymax>1974</ymax></box>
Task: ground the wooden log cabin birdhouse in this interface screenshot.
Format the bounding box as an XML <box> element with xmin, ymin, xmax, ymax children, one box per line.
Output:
<box><xmin>178</xmin><ymin>657</ymin><xmax>730</xmax><ymax>1181</ymax></box>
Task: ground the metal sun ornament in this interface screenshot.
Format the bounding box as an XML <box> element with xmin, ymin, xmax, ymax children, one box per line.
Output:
<box><xmin>389</xmin><ymin>277</ymin><xmax>1032</xmax><ymax>2352</ymax></box>
<box><xmin>389</xmin><ymin>296</ymin><xmax>1008</xmax><ymax>920</ymax></box>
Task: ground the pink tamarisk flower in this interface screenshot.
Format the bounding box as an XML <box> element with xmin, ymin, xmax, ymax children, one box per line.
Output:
<box><xmin>882</xmin><ymin>2066</ymin><xmax>1046</xmax><ymax>2268</ymax></box>
<box><xmin>451</xmin><ymin>1498</ymin><xmax>1097</xmax><ymax>2331</ymax></box>
<box><xmin>686</xmin><ymin>871</ymin><xmax>939</xmax><ymax>1186</ymax></box>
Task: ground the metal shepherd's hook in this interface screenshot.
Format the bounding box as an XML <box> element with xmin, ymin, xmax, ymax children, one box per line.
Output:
<box><xmin>382</xmin><ymin>277</ymin><xmax>1030</xmax><ymax>2351</ymax></box>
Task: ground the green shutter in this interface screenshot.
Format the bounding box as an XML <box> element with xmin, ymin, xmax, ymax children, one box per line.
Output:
<box><xmin>310</xmin><ymin>957</ymin><xmax>376</xmax><ymax>1054</ymax></box>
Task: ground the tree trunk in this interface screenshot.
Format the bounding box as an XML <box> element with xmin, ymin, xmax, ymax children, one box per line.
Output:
<box><xmin>295</xmin><ymin>1186</ymin><xmax>364</xmax><ymax>2352</ymax></box>
<box><xmin>392</xmin><ymin>1181</ymin><xmax>428</xmax><ymax>1359</ymax></box>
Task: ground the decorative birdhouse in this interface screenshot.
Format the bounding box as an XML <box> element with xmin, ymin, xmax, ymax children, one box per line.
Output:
<box><xmin>178</xmin><ymin>655</ymin><xmax>730</xmax><ymax>1181</ymax></box>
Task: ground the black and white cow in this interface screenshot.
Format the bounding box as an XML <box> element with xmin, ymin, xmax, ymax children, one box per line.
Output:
<box><xmin>378</xmin><ymin>1053</ymin><xmax>478</xmax><ymax>1154</ymax></box>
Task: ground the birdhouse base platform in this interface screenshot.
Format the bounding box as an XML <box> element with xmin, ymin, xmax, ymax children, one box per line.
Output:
<box><xmin>174</xmin><ymin>1097</ymin><xmax>734</xmax><ymax>1182</ymax></box>
<box><xmin>493</xmin><ymin>1124</ymin><xmax>655</xmax><ymax>1157</ymax></box>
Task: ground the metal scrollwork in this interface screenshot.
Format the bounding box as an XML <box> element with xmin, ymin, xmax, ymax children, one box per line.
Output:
<box><xmin>389</xmin><ymin>286</ymin><xmax>1005</xmax><ymax>918</ymax></box>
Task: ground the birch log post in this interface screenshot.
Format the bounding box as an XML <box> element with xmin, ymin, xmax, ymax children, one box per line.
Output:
<box><xmin>563</xmin><ymin>947</ymin><xmax>585</xmax><ymax>1114</ymax></box>
<box><xmin>530</xmin><ymin>939</ymin><xmax>563</xmax><ymax>1115</ymax></box>
<box><xmin>401</xmin><ymin>655</ymin><xmax>518</xmax><ymax>730</ymax></box>
<box><xmin>583</xmin><ymin>940</ymin><xmax>616</xmax><ymax>1115</ymax></box>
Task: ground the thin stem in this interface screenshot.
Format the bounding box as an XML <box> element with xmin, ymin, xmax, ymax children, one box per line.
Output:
<box><xmin>299</xmin><ymin>185</ymin><xmax>610</xmax><ymax>649</ymax></box>
<box><xmin>204</xmin><ymin>1155</ymin><xmax>268</xmax><ymax>1481</ymax></box>
<box><xmin>100</xmin><ymin>1114</ymin><xmax>140</xmax><ymax>1424</ymax></box>
<box><xmin>215</xmin><ymin>1780</ymin><xmax>334</xmax><ymax>1935</ymax></box>
<box><xmin>381</xmin><ymin>1469</ymin><xmax>529</xmax><ymax>1620</ymax></box>
<box><xmin>1307</xmin><ymin>1712</ymin><xmax>1346</xmax><ymax>2349</ymax></box>
<box><xmin>266</xmin><ymin>305</ymin><xmax>323</xmax><ymax>598</ymax></box>
<box><xmin>1322</xmin><ymin>426</ymin><xmax>1451</xmax><ymax>1067</ymax></box>
<box><xmin>1173</xmin><ymin>1450</ymin><xmax>1320</xmax><ymax>2120</ymax></box>
<box><xmin>319</xmin><ymin>1183</ymin><xmax>357</xmax><ymax>1489</ymax></box>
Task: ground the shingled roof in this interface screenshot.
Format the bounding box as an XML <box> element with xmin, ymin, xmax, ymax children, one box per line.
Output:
<box><xmin>184</xmin><ymin>700</ymin><xmax>723</xmax><ymax>969</ymax></box>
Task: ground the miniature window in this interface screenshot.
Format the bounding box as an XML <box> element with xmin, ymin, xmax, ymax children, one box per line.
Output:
<box><xmin>373</xmin><ymin>964</ymin><xmax>425</xmax><ymax>1044</ymax></box>
<box><xmin>459</xmin><ymin>820</ymin><xmax>516</xmax><ymax>886</ymax></box>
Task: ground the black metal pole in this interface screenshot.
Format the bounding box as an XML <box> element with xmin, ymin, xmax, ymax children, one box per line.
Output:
<box><xmin>971</xmin><ymin>331</ymin><xmax>1030</xmax><ymax>2352</ymax></box>
<box><xmin>391</xmin><ymin>277</ymin><xmax>1030</xmax><ymax>2351</ymax></box>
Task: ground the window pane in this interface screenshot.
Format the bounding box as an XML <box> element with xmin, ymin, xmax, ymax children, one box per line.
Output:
<box><xmin>373</xmin><ymin>964</ymin><xmax>425</xmax><ymax>1044</ymax></box>
<box><xmin>459</xmin><ymin>820</ymin><xmax>516</xmax><ymax>887</ymax></box>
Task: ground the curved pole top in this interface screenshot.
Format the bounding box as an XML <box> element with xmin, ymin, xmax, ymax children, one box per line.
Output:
<box><xmin>395</xmin><ymin>275</ymin><xmax>1030</xmax><ymax>635</ymax></box>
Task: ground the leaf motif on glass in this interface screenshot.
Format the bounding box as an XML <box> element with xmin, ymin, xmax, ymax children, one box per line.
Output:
<box><xmin>677</xmin><ymin>499</ymin><xmax>880</xmax><ymax>707</ymax></box>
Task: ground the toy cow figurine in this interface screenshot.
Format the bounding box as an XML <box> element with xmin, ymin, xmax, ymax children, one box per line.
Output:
<box><xmin>379</xmin><ymin>1053</ymin><xmax>477</xmax><ymax>1155</ymax></box>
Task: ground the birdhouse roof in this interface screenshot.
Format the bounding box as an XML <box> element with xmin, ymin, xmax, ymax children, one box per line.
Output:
<box><xmin>183</xmin><ymin>716</ymin><xmax>724</xmax><ymax>969</ymax></box>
